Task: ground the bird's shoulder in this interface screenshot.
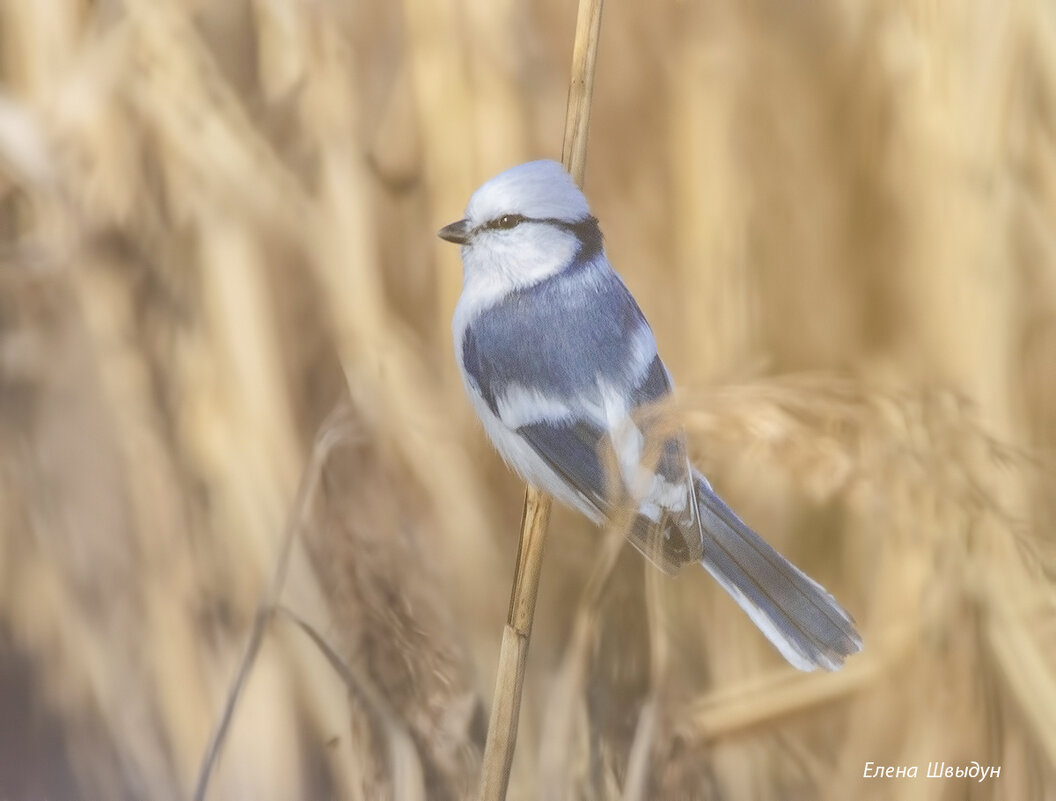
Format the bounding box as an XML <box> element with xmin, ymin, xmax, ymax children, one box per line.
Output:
<box><xmin>461</xmin><ymin>260</ymin><xmax>656</xmax><ymax>397</ymax></box>
<box><xmin>471</xmin><ymin>260</ymin><xmax>643</xmax><ymax>352</ymax></box>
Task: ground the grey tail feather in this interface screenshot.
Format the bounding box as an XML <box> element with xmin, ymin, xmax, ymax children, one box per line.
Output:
<box><xmin>692</xmin><ymin>472</ymin><xmax>862</xmax><ymax>671</ymax></box>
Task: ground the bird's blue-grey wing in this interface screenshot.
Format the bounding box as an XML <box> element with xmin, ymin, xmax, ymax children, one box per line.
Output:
<box><xmin>462</xmin><ymin>316</ymin><xmax>611</xmax><ymax>516</ymax></box>
<box><xmin>463</xmin><ymin>266</ymin><xmax>703</xmax><ymax>572</ymax></box>
<box><xmin>516</xmin><ymin>418</ymin><xmax>609</xmax><ymax>513</ymax></box>
<box><xmin>513</xmin><ymin>354</ymin><xmax>703</xmax><ymax>574</ymax></box>
<box><xmin>463</xmin><ymin>263</ymin><xmax>653</xmax><ymax>508</ymax></box>
<box><xmin>622</xmin><ymin>355</ymin><xmax>705</xmax><ymax>571</ymax></box>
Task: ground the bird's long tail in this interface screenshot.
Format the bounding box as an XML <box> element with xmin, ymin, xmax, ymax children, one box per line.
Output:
<box><xmin>693</xmin><ymin>472</ymin><xmax>862</xmax><ymax>671</ymax></box>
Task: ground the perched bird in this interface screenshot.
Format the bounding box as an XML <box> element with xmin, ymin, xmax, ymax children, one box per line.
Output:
<box><xmin>438</xmin><ymin>160</ymin><xmax>861</xmax><ymax>671</ymax></box>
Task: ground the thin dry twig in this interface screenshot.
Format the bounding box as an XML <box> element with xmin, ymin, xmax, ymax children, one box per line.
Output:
<box><xmin>193</xmin><ymin>404</ymin><xmax>358</xmax><ymax>801</ymax></box>
<box><xmin>984</xmin><ymin>595</ymin><xmax>1056</xmax><ymax>772</ymax></box>
<box><xmin>539</xmin><ymin>520</ymin><xmax>627</xmax><ymax>799</ymax></box>
<box><xmin>274</xmin><ymin>606</ymin><xmax>426</xmax><ymax>801</ymax></box>
<box><xmin>475</xmin><ymin>1</ymin><xmax>605</xmax><ymax>799</ymax></box>
<box><xmin>677</xmin><ymin>628</ymin><xmax>915</xmax><ymax>744</ymax></box>
<box><xmin>620</xmin><ymin>547</ymin><xmax>672</xmax><ymax>801</ymax></box>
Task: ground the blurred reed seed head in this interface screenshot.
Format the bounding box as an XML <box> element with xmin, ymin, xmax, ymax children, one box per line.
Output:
<box><xmin>0</xmin><ymin>0</ymin><xmax>1054</xmax><ymax>800</ymax></box>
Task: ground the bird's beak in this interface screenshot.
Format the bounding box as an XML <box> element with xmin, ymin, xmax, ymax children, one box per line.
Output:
<box><xmin>437</xmin><ymin>219</ymin><xmax>472</xmax><ymax>245</ymax></box>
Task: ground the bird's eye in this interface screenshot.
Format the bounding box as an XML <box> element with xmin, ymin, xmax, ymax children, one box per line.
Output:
<box><xmin>490</xmin><ymin>214</ymin><xmax>525</xmax><ymax>230</ymax></box>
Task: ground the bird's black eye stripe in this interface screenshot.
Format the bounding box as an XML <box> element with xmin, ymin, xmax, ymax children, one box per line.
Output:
<box><xmin>478</xmin><ymin>214</ymin><xmax>600</xmax><ymax>236</ymax></box>
<box><xmin>483</xmin><ymin>213</ymin><xmax>528</xmax><ymax>231</ymax></box>
<box><xmin>475</xmin><ymin>214</ymin><xmax>602</xmax><ymax>259</ymax></box>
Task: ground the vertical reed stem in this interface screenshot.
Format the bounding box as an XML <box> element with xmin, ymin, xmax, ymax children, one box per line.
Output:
<box><xmin>475</xmin><ymin>2</ymin><xmax>604</xmax><ymax>799</ymax></box>
<box><xmin>476</xmin><ymin>489</ymin><xmax>552</xmax><ymax>801</ymax></box>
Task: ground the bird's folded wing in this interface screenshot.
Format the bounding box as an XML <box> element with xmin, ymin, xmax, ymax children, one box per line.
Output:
<box><xmin>517</xmin><ymin>416</ymin><xmax>702</xmax><ymax>574</ymax></box>
<box><xmin>516</xmin><ymin>418</ymin><xmax>609</xmax><ymax>516</ymax></box>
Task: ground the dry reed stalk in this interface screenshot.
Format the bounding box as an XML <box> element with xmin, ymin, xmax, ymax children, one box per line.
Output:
<box><xmin>621</xmin><ymin>698</ymin><xmax>659</xmax><ymax>801</ymax></box>
<box><xmin>539</xmin><ymin>519</ymin><xmax>627</xmax><ymax>799</ymax></box>
<box><xmin>476</xmin><ymin>2</ymin><xmax>605</xmax><ymax>799</ymax></box>
<box><xmin>2</xmin><ymin>9</ymin><xmax>308</xmax><ymax>796</ymax></box>
<box><xmin>679</xmin><ymin>628</ymin><xmax>913</xmax><ymax>743</ymax></box>
<box><xmin>676</xmin><ymin>375</ymin><xmax>1056</xmax><ymax>797</ymax></box>
<box><xmin>984</xmin><ymin>594</ymin><xmax>1056</xmax><ymax>772</ymax></box>
<box><xmin>193</xmin><ymin>406</ymin><xmax>356</xmax><ymax>801</ymax></box>
<box><xmin>464</xmin><ymin>0</ymin><xmax>530</xmax><ymax>176</ymax></box>
<box><xmin>299</xmin><ymin>410</ymin><xmax>487</xmax><ymax>800</ymax></box>
<box><xmin>398</xmin><ymin>0</ymin><xmax>477</xmax><ymax>347</ymax></box>
<box><xmin>2</xmin><ymin>1</ymin><xmax>1056</xmax><ymax>798</ymax></box>
<box><xmin>888</xmin><ymin>1</ymin><xmax>1023</xmax><ymax>437</ymax></box>
<box><xmin>296</xmin><ymin>20</ymin><xmax>505</xmax><ymax>623</ymax></box>
<box><xmin>620</xmin><ymin>543</ymin><xmax>673</xmax><ymax>801</ymax></box>
<box><xmin>560</xmin><ymin>0</ymin><xmax>605</xmax><ymax>181</ymax></box>
<box><xmin>537</xmin><ymin>404</ymin><xmax>678</xmax><ymax>798</ymax></box>
<box><xmin>117</xmin><ymin>11</ymin><xmax>362</xmax><ymax>795</ymax></box>
<box><xmin>477</xmin><ymin>489</ymin><xmax>553</xmax><ymax>801</ymax></box>
<box><xmin>123</xmin><ymin>2</ymin><xmax>314</xmax><ymax>237</ymax></box>
<box><xmin>275</xmin><ymin>606</ymin><xmax>426</xmax><ymax>801</ymax></box>
<box><xmin>667</xmin><ymin>2</ymin><xmax>751</xmax><ymax>383</ymax></box>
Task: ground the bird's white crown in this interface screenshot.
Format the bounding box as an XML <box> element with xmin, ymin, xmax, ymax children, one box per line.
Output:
<box><xmin>464</xmin><ymin>159</ymin><xmax>591</xmax><ymax>224</ymax></box>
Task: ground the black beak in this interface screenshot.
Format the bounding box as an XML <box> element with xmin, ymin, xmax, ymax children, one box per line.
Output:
<box><xmin>438</xmin><ymin>219</ymin><xmax>472</xmax><ymax>245</ymax></box>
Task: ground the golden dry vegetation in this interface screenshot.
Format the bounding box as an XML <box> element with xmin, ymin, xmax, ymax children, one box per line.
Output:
<box><xmin>1</xmin><ymin>1</ymin><xmax>1055</xmax><ymax>799</ymax></box>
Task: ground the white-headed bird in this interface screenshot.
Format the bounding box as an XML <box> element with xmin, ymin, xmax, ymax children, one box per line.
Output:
<box><xmin>439</xmin><ymin>160</ymin><xmax>861</xmax><ymax>671</ymax></box>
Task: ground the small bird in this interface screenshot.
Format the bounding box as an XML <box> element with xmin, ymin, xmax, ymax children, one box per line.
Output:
<box><xmin>438</xmin><ymin>160</ymin><xmax>861</xmax><ymax>671</ymax></box>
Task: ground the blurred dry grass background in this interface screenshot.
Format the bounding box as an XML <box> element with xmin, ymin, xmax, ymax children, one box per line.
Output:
<box><xmin>1</xmin><ymin>0</ymin><xmax>1055</xmax><ymax>799</ymax></box>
